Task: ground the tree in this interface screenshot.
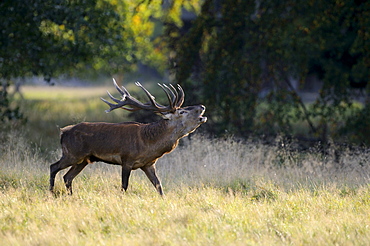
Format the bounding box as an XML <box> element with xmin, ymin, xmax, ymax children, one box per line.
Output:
<box><xmin>0</xmin><ymin>0</ymin><xmax>129</xmax><ymax>122</ymax></box>
<box><xmin>170</xmin><ymin>0</ymin><xmax>369</xmax><ymax>144</ymax></box>
<box><xmin>0</xmin><ymin>0</ymin><xmax>185</xmax><ymax>122</ymax></box>
<box><xmin>1</xmin><ymin>0</ymin><xmax>119</xmax><ymax>79</ymax></box>
<box><xmin>0</xmin><ymin>0</ymin><xmax>204</xmax><ymax>123</ymax></box>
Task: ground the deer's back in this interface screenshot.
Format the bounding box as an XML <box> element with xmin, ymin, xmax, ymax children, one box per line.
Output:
<box><xmin>59</xmin><ymin>121</ymin><xmax>177</xmax><ymax>167</ymax></box>
<box><xmin>60</xmin><ymin>122</ymin><xmax>142</xmax><ymax>157</ymax></box>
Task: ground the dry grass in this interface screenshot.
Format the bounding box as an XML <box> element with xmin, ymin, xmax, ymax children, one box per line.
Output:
<box><xmin>1</xmin><ymin>86</ymin><xmax>369</xmax><ymax>245</ymax></box>
<box><xmin>1</xmin><ymin>131</ymin><xmax>369</xmax><ymax>246</ymax></box>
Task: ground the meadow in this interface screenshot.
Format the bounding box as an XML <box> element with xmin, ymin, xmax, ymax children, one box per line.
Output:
<box><xmin>0</xmin><ymin>85</ymin><xmax>369</xmax><ymax>245</ymax></box>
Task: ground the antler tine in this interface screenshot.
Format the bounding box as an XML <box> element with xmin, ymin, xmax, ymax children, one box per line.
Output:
<box><xmin>107</xmin><ymin>90</ymin><xmax>123</xmax><ymax>103</ymax></box>
<box><xmin>135</xmin><ymin>81</ymin><xmax>155</xmax><ymax>101</ymax></box>
<box><xmin>166</xmin><ymin>84</ymin><xmax>185</xmax><ymax>108</ymax></box>
<box><xmin>168</xmin><ymin>84</ymin><xmax>180</xmax><ymax>108</ymax></box>
<box><xmin>100</xmin><ymin>97</ymin><xmax>115</xmax><ymax>113</ymax></box>
<box><xmin>101</xmin><ymin>91</ymin><xmax>138</xmax><ymax>113</ymax></box>
<box><xmin>163</xmin><ymin>83</ymin><xmax>184</xmax><ymax>109</ymax></box>
<box><xmin>135</xmin><ymin>81</ymin><xmax>172</xmax><ymax>111</ymax></box>
<box><xmin>166</xmin><ymin>84</ymin><xmax>179</xmax><ymax>107</ymax></box>
<box><xmin>100</xmin><ymin>96</ymin><xmax>135</xmax><ymax>113</ymax></box>
<box><xmin>157</xmin><ymin>83</ymin><xmax>184</xmax><ymax>109</ymax></box>
<box><xmin>176</xmin><ymin>84</ymin><xmax>185</xmax><ymax>108</ymax></box>
<box><xmin>157</xmin><ymin>83</ymin><xmax>175</xmax><ymax>110</ymax></box>
<box><xmin>101</xmin><ymin>79</ymin><xmax>179</xmax><ymax>114</ymax></box>
<box><xmin>113</xmin><ymin>78</ymin><xmax>127</xmax><ymax>96</ymax></box>
<box><xmin>101</xmin><ymin>79</ymin><xmax>142</xmax><ymax>112</ymax></box>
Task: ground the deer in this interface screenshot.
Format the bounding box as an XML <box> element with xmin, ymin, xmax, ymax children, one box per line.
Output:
<box><xmin>49</xmin><ymin>79</ymin><xmax>207</xmax><ymax>195</ymax></box>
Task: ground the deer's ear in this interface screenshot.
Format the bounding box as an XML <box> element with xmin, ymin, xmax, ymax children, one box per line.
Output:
<box><xmin>158</xmin><ymin>112</ymin><xmax>173</xmax><ymax>120</ymax></box>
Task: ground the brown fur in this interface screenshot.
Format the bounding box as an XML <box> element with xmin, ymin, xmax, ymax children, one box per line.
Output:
<box><xmin>49</xmin><ymin>105</ymin><xmax>206</xmax><ymax>195</ymax></box>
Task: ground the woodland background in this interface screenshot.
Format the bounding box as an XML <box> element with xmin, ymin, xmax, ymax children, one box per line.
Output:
<box><xmin>1</xmin><ymin>0</ymin><xmax>369</xmax><ymax>145</ymax></box>
<box><xmin>1</xmin><ymin>1</ymin><xmax>370</xmax><ymax>245</ymax></box>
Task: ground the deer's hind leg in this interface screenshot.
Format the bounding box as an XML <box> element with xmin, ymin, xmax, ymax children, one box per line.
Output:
<box><xmin>63</xmin><ymin>160</ymin><xmax>89</xmax><ymax>195</ymax></box>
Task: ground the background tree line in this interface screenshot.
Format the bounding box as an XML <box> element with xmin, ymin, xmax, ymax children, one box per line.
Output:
<box><xmin>170</xmin><ymin>0</ymin><xmax>369</xmax><ymax>145</ymax></box>
<box><xmin>1</xmin><ymin>0</ymin><xmax>369</xmax><ymax>145</ymax></box>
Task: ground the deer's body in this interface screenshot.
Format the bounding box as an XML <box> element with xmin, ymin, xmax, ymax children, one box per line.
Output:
<box><xmin>49</xmin><ymin>81</ymin><xmax>206</xmax><ymax>195</ymax></box>
<box><xmin>60</xmin><ymin>121</ymin><xmax>178</xmax><ymax>168</ymax></box>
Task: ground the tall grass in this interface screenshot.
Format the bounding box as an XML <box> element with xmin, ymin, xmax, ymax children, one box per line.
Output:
<box><xmin>1</xmin><ymin>85</ymin><xmax>369</xmax><ymax>245</ymax></box>
<box><xmin>1</xmin><ymin>130</ymin><xmax>369</xmax><ymax>245</ymax></box>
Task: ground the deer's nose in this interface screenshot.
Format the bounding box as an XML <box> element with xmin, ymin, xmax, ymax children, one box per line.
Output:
<box><xmin>199</xmin><ymin>105</ymin><xmax>206</xmax><ymax>111</ymax></box>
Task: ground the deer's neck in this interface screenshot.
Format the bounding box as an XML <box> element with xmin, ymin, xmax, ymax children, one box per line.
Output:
<box><xmin>143</xmin><ymin>120</ymin><xmax>168</xmax><ymax>140</ymax></box>
<box><xmin>144</xmin><ymin>119</ymin><xmax>183</xmax><ymax>141</ymax></box>
<box><xmin>142</xmin><ymin>119</ymin><xmax>180</xmax><ymax>153</ymax></box>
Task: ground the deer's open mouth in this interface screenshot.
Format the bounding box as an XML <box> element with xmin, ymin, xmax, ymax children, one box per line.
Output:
<box><xmin>199</xmin><ymin>108</ymin><xmax>207</xmax><ymax>123</ymax></box>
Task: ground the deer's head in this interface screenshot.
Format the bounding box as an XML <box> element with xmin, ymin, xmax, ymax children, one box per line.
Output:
<box><xmin>101</xmin><ymin>79</ymin><xmax>207</xmax><ymax>137</ymax></box>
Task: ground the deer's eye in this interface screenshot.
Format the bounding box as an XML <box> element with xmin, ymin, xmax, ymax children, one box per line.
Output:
<box><xmin>180</xmin><ymin>111</ymin><xmax>186</xmax><ymax>115</ymax></box>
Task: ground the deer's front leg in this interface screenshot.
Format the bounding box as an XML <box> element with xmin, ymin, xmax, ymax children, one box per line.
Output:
<box><xmin>141</xmin><ymin>165</ymin><xmax>163</xmax><ymax>196</ymax></box>
<box><xmin>121</xmin><ymin>165</ymin><xmax>132</xmax><ymax>192</ymax></box>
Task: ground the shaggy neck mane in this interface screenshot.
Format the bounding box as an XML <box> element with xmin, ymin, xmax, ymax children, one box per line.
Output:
<box><xmin>143</xmin><ymin>119</ymin><xmax>171</xmax><ymax>141</ymax></box>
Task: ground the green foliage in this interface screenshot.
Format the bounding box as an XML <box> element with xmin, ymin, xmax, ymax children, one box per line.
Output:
<box><xmin>0</xmin><ymin>0</ymin><xmax>202</xmax><ymax>126</ymax></box>
<box><xmin>0</xmin><ymin>0</ymin><xmax>126</xmax><ymax>126</ymax></box>
<box><xmin>0</xmin><ymin>87</ymin><xmax>23</xmax><ymax>123</ymax></box>
<box><xmin>172</xmin><ymin>0</ymin><xmax>369</xmax><ymax>144</ymax></box>
<box><xmin>0</xmin><ymin>0</ymin><xmax>129</xmax><ymax>79</ymax></box>
<box><xmin>1</xmin><ymin>0</ymin><xmax>368</xmax><ymax>145</ymax></box>
<box><xmin>0</xmin><ymin>0</ymin><xmax>202</xmax><ymax>80</ymax></box>
<box><xmin>339</xmin><ymin>103</ymin><xmax>370</xmax><ymax>145</ymax></box>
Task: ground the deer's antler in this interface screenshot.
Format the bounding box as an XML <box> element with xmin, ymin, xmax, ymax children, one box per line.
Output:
<box><xmin>101</xmin><ymin>78</ymin><xmax>185</xmax><ymax>113</ymax></box>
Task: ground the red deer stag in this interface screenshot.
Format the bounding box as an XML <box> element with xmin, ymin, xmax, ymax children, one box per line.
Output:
<box><xmin>49</xmin><ymin>79</ymin><xmax>207</xmax><ymax>195</ymax></box>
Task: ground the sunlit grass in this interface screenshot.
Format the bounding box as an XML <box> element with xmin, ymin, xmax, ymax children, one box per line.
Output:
<box><xmin>1</xmin><ymin>181</ymin><xmax>369</xmax><ymax>245</ymax></box>
<box><xmin>1</xmin><ymin>131</ymin><xmax>370</xmax><ymax>245</ymax></box>
<box><xmin>1</xmin><ymin>86</ymin><xmax>369</xmax><ymax>245</ymax></box>
<box><xmin>19</xmin><ymin>83</ymin><xmax>167</xmax><ymax>101</ymax></box>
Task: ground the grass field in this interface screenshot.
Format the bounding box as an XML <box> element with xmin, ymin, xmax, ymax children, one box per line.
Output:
<box><xmin>1</xmin><ymin>86</ymin><xmax>370</xmax><ymax>245</ymax></box>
